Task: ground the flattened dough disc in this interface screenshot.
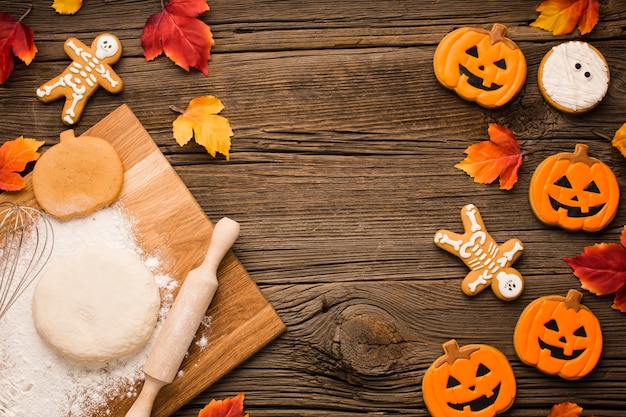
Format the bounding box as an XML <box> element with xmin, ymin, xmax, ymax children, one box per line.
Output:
<box><xmin>32</xmin><ymin>245</ymin><xmax>160</xmax><ymax>363</ymax></box>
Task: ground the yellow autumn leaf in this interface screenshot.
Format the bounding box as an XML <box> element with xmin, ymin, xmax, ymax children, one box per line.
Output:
<box><xmin>172</xmin><ymin>96</ymin><xmax>233</xmax><ymax>159</ymax></box>
<box><xmin>52</xmin><ymin>0</ymin><xmax>83</xmax><ymax>15</ymax></box>
<box><xmin>612</xmin><ymin>122</ymin><xmax>626</xmax><ymax>158</ymax></box>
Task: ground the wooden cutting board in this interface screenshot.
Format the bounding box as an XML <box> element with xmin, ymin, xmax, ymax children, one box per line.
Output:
<box><xmin>0</xmin><ymin>104</ymin><xmax>285</xmax><ymax>417</ymax></box>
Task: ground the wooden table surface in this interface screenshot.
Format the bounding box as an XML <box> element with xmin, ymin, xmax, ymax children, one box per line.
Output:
<box><xmin>2</xmin><ymin>1</ymin><xmax>626</xmax><ymax>416</ymax></box>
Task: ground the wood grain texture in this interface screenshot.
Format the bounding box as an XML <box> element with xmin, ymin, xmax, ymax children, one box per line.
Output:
<box><xmin>2</xmin><ymin>0</ymin><xmax>626</xmax><ymax>415</ymax></box>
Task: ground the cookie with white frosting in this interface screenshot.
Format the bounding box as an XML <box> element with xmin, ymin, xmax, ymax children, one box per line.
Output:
<box><xmin>538</xmin><ymin>41</ymin><xmax>609</xmax><ymax>113</ymax></box>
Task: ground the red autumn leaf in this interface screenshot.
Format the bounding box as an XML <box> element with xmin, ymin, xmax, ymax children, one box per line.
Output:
<box><xmin>454</xmin><ymin>124</ymin><xmax>522</xmax><ymax>190</ymax></box>
<box><xmin>531</xmin><ymin>0</ymin><xmax>600</xmax><ymax>35</ymax></box>
<box><xmin>198</xmin><ymin>392</ymin><xmax>248</xmax><ymax>417</ymax></box>
<box><xmin>0</xmin><ymin>6</ymin><xmax>37</xmax><ymax>84</ymax></box>
<box><xmin>0</xmin><ymin>136</ymin><xmax>45</xmax><ymax>192</ymax></box>
<box><xmin>548</xmin><ymin>402</ymin><xmax>583</xmax><ymax>417</ymax></box>
<box><xmin>564</xmin><ymin>226</ymin><xmax>626</xmax><ymax>312</ymax></box>
<box><xmin>141</xmin><ymin>0</ymin><xmax>215</xmax><ymax>75</ymax></box>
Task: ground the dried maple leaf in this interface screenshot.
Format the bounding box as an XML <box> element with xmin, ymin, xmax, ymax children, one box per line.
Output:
<box><xmin>611</xmin><ymin>122</ymin><xmax>626</xmax><ymax>158</ymax></box>
<box><xmin>454</xmin><ymin>124</ymin><xmax>522</xmax><ymax>190</ymax></box>
<box><xmin>0</xmin><ymin>6</ymin><xmax>37</xmax><ymax>84</ymax></box>
<box><xmin>0</xmin><ymin>136</ymin><xmax>45</xmax><ymax>192</ymax></box>
<box><xmin>548</xmin><ymin>402</ymin><xmax>597</xmax><ymax>417</ymax></box>
<box><xmin>172</xmin><ymin>95</ymin><xmax>233</xmax><ymax>159</ymax></box>
<box><xmin>51</xmin><ymin>0</ymin><xmax>83</xmax><ymax>15</ymax></box>
<box><xmin>548</xmin><ymin>402</ymin><xmax>583</xmax><ymax>417</ymax></box>
<box><xmin>531</xmin><ymin>0</ymin><xmax>600</xmax><ymax>35</ymax></box>
<box><xmin>198</xmin><ymin>392</ymin><xmax>248</xmax><ymax>417</ymax></box>
<box><xmin>564</xmin><ymin>226</ymin><xmax>626</xmax><ymax>312</ymax></box>
<box><xmin>141</xmin><ymin>0</ymin><xmax>215</xmax><ymax>75</ymax></box>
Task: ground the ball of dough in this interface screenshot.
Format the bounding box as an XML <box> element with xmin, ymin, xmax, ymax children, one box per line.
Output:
<box><xmin>32</xmin><ymin>245</ymin><xmax>160</xmax><ymax>363</ymax></box>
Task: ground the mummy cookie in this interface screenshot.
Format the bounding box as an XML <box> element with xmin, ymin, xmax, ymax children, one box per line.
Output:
<box><xmin>538</xmin><ymin>41</ymin><xmax>609</xmax><ymax>113</ymax></box>
<box><xmin>514</xmin><ymin>290</ymin><xmax>602</xmax><ymax>380</ymax></box>
<box><xmin>434</xmin><ymin>204</ymin><xmax>524</xmax><ymax>301</ymax></box>
<box><xmin>529</xmin><ymin>144</ymin><xmax>619</xmax><ymax>232</ymax></box>
<box><xmin>433</xmin><ymin>23</ymin><xmax>527</xmax><ymax>108</ymax></box>
<box><xmin>422</xmin><ymin>339</ymin><xmax>516</xmax><ymax>417</ymax></box>
<box><xmin>37</xmin><ymin>33</ymin><xmax>123</xmax><ymax>125</ymax></box>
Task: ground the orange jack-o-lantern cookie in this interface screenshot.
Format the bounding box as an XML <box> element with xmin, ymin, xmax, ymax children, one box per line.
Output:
<box><xmin>538</xmin><ymin>41</ymin><xmax>609</xmax><ymax>114</ymax></box>
<box><xmin>529</xmin><ymin>143</ymin><xmax>619</xmax><ymax>232</ymax></box>
<box><xmin>32</xmin><ymin>129</ymin><xmax>124</xmax><ymax>219</ymax></box>
<box><xmin>433</xmin><ymin>23</ymin><xmax>527</xmax><ymax>108</ymax></box>
<box><xmin>434</xmin><ymin>204</ymin><xmax>524</xmax><ymax>301</ymax></box>
<box><xmin>36</xmin><ymin>33</ymin><xmax>123</xmax><ymax>125</ymax></box>
<box><xmin>514</xmin><ymin>289</ymin><xmax>602</xmax><ymax>380</ymax></box>
<box><xmin>422</xmin><ymin>339</ymin><xmax>516</xmax><ymax>417</ymax></box>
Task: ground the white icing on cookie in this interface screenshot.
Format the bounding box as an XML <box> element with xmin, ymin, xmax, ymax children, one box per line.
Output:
<box><xmin>540</xmin><ymin>41</ymin><xmax>609</xmax><ymax>112</ymax></box>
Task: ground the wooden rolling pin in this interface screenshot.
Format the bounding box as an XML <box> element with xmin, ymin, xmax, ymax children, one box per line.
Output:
<box><xmin>125</xmin><ymin>217</ymin><xmax>240</xmax><ymax>417</ymax></box>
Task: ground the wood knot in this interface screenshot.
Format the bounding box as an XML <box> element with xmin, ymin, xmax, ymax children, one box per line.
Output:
<box><xmin>332</xmin><ymin>304</ymin><xmax>403</xmax><ymax>376</ymax></box>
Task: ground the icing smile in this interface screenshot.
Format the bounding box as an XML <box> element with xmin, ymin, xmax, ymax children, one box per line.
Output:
<box><xmin>548</xmin><ymin>196</ymin><xmax>605</xmax><ymax>218</ymax></box>
<box><xmin>538</xmin><ymin>338</ymin><xmax>586</xmax><ymax>360</ymax></box>
<box><xmin>447</xmin><ymin>382</ymin><xmax>501</xmax><ymax>412</ymax></box>
<box><xmin>459</xmin><ymin>64</ymin><xmax>502</xmax><ymax>91</ymax></box>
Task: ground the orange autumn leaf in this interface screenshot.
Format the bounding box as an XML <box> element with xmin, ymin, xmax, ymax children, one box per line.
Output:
<box><xmin>548</xmin><ymin>402</ymin><xmax>596</xmax><ymax>417</ymax></box>
<box><xmin>141</xmin><ymin>0</ymin><xmax>215</xmax><ymax>75</ymax></box>
<box><xmin>564</xmin><ymin>226</ymin><xmax>626</xmax><ymax>312</ymax></box>
<box><xmin>51</xmin><ymin>0</ymin><xmax>83</xmax><ymax>15</ymax></box>
<box><xmin>455</xmin><ymin>124</ymin><xmax>522</xmax><ymax>190</ymax></box>
<box><xmin>0</xmin><ymin>7</ymin><xmax>37</xmax><ymax>84</ymax></box>
<box><xmin>172</xmin><ymin>95</ymin><xmax>233</xmax><ymax>159</ymax></box>
<box><xmin>611</xmin><ymin>122</ymin><xmax>626</xmax><ymax>158</ymax></box>
<box><xmin>198</xmin><ymin>392</ymin><xmax>248</xmax><ymax>417</ymax></box>
<box><xmin>531</xmin><ymin>0</ymin><xmax>600</xmax><ymax>35</ymax></box>
<box><xmin>0</xmin><ymin>136</ymin><xmax>45</xmax><ymax>192</ymax></box>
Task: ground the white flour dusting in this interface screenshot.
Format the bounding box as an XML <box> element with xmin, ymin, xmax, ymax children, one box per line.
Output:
<box><xmin>0</xmin><ymin>204</ymin><xmax>178</xmax><ymax>417</ymax></box>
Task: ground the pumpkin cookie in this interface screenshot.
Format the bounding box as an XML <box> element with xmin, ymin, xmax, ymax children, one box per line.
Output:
<box><xmin>514</xmin><ymin>290</ymin><xmax>602</xmax><ymax>380</ymax></box>
<box><xmin>32</xmin><ymin>129</ymin><xmax>124</xmax><ymax>219</ymax></box>
<box><xmin>538</xmin><ymin>41</ymin><xmax>609</xmax><ymax>114</ymax></box>
<box><xmin>434</xmin><ymin>204</ymin><xmax>524</xmax><ymax>301</ymax></box>
<box><xmin>433</xmin><ymin>23</ymin><xmax>527</xmax><ymax>108</ymax></box>
<box><xmin>529</xmin><ymin>143</ymin><xmax>619</xmax><ymax>232</ymax></box>
<box><xmin>422</xmin><ymin>339</ymin><xmax>516</xmax><ymax>417</ymax></box>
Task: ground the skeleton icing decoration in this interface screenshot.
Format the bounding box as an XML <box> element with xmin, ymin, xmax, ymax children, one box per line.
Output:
<box><xmin>434</xmin><ymin>204</ymin><xmax>524</xmax><ymax>301</ymax></box>
<box><xmin>538</xmin><ymin>41</ymin><xmax>609</xmax><ymax>113</ymax></box>
<box><xmin>36</xmin><ymin>34</ymin><xmax>123</xmax><ymax>125</ymax></box>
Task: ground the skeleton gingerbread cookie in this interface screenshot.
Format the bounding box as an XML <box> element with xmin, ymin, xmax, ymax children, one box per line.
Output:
<box><xmin>37</xmin><ymin>33</ymin><xmax>123</xmax><ymax>125</ymax></box>
<box><xmin>434</xmin><ymin>204</ymin><xmax>524</xmax><ymax>301</ymax></box>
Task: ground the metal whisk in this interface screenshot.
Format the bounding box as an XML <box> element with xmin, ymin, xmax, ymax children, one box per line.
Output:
<box><xmin>0</xmin><ymin>202</ymin><xmax>54</xmax><ymax>320</ymax></box>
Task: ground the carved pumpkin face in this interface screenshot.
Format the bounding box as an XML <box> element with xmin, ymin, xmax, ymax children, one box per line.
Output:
<box><xmin>514</xmin><ymin>290</ymin><xmax>602</xmax><ymax>380</ymax></box>
<box><xmin>529</xmin><ymin>143</ymin><xmax>619</xmax><ymax>232</ymax></box>
<box><xmin>434</xmin><ymin>24</ymin><xmax>527</xmax><ymax>108</ymax></box>
<box><xmin>422</xmin><ymin>340</ymin><xmax>516</xmax><ymax>417</ymax></box>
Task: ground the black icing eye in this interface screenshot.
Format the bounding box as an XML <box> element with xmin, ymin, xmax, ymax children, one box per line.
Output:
<box><xmin>545</xmin><ymin>319</ymin><xmax>560</xmax><ymax>332</ymax></box>
<box><xmin>574</xmin><ymin>326</ymin><xmax>587</xmax><ymax>337</ymax></box>
<box><xmin>575</xmin><ymin>62</ymin><xmax>582</xmax><ymax>70</ymax></box>
<box><xmin>584</xmin><ymin>71</ymin><xmax>591</xmax><ymax>78</ymax></box>
<box><xmin>447</xmin><ymin>375</ymin><xmax>461</xmax><ymax>388</ymax></box>
<box><xmin>476</xmin><ymin>364</ymin><xmax>490</xmax><ymax>377</ymax></box>
<box><xmin>466</xmin><ymin>46</ymin><xmax>479</xmax><ymax>58</ymax></box>
<box><xmin>494</xmin><ymin>59</ymin><xmax>507</xmax><ymax>70</ymax></box>
<box><xmin>584</xmin><ymin>180</ymin><xmax>601</xmax><ymax>194</ymax></box>
<box><xmin>554</xmin><ymin>175</ymin><xmax>572</xmax><ymax>189</ymax></box>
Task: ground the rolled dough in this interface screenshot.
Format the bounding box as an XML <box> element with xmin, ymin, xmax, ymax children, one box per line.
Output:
<box><xmin>32</xmin><ymin>245</ymin><xmax>160</xmax><ymax>363</ymax></box>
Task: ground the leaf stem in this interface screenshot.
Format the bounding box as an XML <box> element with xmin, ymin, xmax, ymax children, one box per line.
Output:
<box><xmin>170</xmin><ymin>105</ymin><xmax>185</xmax><ymax>114</ymax></box>
<box><xmin>19</xmin><ymin>4</ymin><xmax>33</xmax><ymax>22</ymax></box>
<box><xmin>591</xmin><ymin>128</ymin><xmax>612</xmax><ymax>142</ymax></box>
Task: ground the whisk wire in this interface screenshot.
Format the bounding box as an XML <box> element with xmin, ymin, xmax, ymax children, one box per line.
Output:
<box><xmin>0</xmin><ymin>202</ymin><xmax>54</xmax><ymax>320</ymax></box>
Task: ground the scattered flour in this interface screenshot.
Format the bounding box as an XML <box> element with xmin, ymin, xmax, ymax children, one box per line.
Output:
<box><xmin>0</xmin><ymin>204</ymin><xmax>179</xmax><ymax>417</ymax></box>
